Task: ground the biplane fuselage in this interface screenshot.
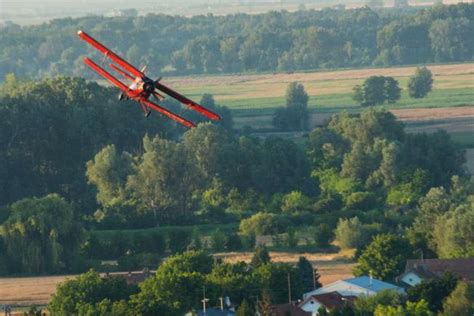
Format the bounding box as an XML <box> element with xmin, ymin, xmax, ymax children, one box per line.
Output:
<box><xmin>77</xmin><ymin>30</ymin><xmax>221</xmax><ymax>128</ymax></box>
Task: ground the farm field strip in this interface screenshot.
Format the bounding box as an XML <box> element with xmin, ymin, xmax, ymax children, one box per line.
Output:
<box><xmin>164</xmin><ymin>63</ymin><xmax>474</xmax><ymax>109</ymax></box>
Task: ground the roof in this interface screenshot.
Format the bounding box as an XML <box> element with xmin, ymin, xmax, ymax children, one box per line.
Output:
<box><xmin>403</xmin><ymin>257</ymin><xmax>474</xmax><ymax>281</ymax></box>
<box><xmin>300</xmin><ymin>292</ymin><xmax>356</xmax><ymax>310</ymax></box>
<box><xmin>269</xmin><ymin>303</ymin><xmax>311</xmax><ymax>316</ymax></box>
<box><xmin>303</xmin><ymin>276</ymin><xmax>405</xmax><ymax>298</ymax></box>
<box><xmin>103</xmin><ymin>269</ymin><xmax>155</xmax><ymax>285</ymax></box>
<box><xmin>344</xmin><ymin>276</ymin><xmax>402</xmax><ymax>292</ymax></box>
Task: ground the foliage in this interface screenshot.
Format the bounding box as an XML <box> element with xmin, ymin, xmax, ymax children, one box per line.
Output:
<box><xmin>250</xmin><ymin>245</ymin><xmax>271</xmax><ymax>268</ymax></box>
<box><xmin>2</xmin><ymin>194</ymin><xmax>84</xmax><ymax>274</ymax></box>
<box><xmin>408</xmin><ymin>67</ymin><xmax>433</xmax><ymax>98</ymax></box>
<box><xmin>273</xmin><ymin>82</ymin><xmax>309</xmax><ymax>131</ymax></box>
<box><xmin>297</xmin><ymin>256</ymin><xmax>321</xmax><ymax>293</ymax></box>
<box><xmin>48</xmin><ymin>269</ymin><xmax>137</xmax><ymax>315</ymax></box>
<box><xmin>239</xmin><ymin>212</ymin><xmax>283</xmax><ymax>236</ymax></box>
<box><xmin>1</xmin><ymin>4</ymin><xmax>473</xmax><ymax>80</ymax></box>
<box><xmin>352</xmin><ymin>76</ymin><xmax>401</xmax><ymax>106</ymax></box>
<box><xmin>335</xmin><ymin>217</ymin><xmax>364</xmax><ymax>249</ymax></box>
<box><xmin>441</xmin><ymin>281</ymin><xmax>474</xmax><ymax>316</ymax></box>
<box><xmin>313</xmin><ymin>223</ymin><xmax>333</xmax><ymax>248</ymax></box>
<box><xmin>353</xmin><ymin>234</ymin><xmax>413</xmax><ymax>281</ymax></box>
<box><xmin>407</xmin><ymin>272</ymin><xmax>459</xmax><ymax>313</ymax></box>
<box><xmin>354</xmin><ymin>289</ymin><xmax>405</xmax><ymax>315</ymax></box>
<box><xmin>374</xmin><ymin>300</ymin><xmax>433</xmax><ymax>316</ymax></box>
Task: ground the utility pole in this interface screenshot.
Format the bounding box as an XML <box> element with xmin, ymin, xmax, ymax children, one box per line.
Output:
<box><xmin>201</xmin><ymin>286</ymin><xmax>209</xmax><ymax>315</ymax></box>
<box><xmin>313</xmin><ymin>268</ymin><xmax>316</xmax><ymax>290</ymax></box>
<box><xmin>219</xmin><ymin>296</ymin><xmax>224</xmax><ymax>311</ymax></box>
<box><xmin>287</xmin><ymin>273</ymin><xmax>292</xmax><ymax>303</ymax></box>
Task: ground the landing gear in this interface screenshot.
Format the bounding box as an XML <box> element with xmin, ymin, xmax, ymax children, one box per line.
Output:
<box><xmin>145</xmin><ymin>110</ymin><xmax>151</xmax><ymax>118</ymax></box>
<box><xmin>118</xmin><ymin>93</ymin><xmax>124</xmax><ymax>101</ymax></box>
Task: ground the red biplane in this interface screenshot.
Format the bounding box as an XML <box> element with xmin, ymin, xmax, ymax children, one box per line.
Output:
<box><xmin>77</xmin><ymin>30</ymin><xmax>220</xmax><ymax>128</ymax></box>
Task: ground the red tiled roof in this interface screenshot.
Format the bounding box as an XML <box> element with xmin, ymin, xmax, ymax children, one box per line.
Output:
<box><xmin>404</xmin><ymin>257</ymin><xmax>474</xmax><ymax>281</ymax></box>
<box><xmin>301</xmin><ymin>292</ymin><xmax>356</xmax><ymax>310</ymax></box>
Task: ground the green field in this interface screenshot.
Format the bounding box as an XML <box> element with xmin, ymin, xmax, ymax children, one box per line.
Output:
<box><xmin>163</xmin><ymin>63</ymin><xmax>474</xmax><ymax>129</ymax></box>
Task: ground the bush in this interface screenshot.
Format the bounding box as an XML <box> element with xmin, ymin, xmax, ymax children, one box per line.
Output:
<box><xmin>335</xmin><ymin>217</ymin><xmax>364</xmax><ymax>249</ymax></box>
<box><xmin>239</xmin><ymin>212</ymin><xmax>284</xmax><ymax>236</ymax></box>
<box><xmin>226</xmin><ymin>233</ymin><xmax>243</xmax><ymax>251</ymax></box>
<box><xmin>210</xmin><ymin>229</ymin><xmax>227</xmax><ymax>252</ymax></box>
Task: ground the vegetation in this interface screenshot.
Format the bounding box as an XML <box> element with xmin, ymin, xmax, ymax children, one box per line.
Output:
<box><xmin>1</xmin><ymin>4</ymin><xmax>473</xmax><ymax>81</ymax></box>
<box><xmin>408</xmin><ymin>67</ymin><xmax>433</xmax><ymax>98</ymax></box>
<box><xmin>352</xmin><ymin>76</ymin><xmax>401</xmax><ymax>106</ymax></box>
<box><xmin>273</xmin><ymin>82</ymin><xmax>309</xmax><ymax>131</ymax></box>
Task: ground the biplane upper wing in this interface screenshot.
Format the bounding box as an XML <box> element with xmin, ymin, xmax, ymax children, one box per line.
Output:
<box><xmin>140</xmin><ymin>99</ymin><xmax>196</xmax><ymax>128</ymax></box>
<box><xmin>83</xmin><ymin>57</ymin><xmax>130</xmax><ymax>94</ymax></box>
<box><xmin>78</xmin><ymin>30</ymin><xmax>143</xmax><ymax>78</ymax></box>
<box><xmin>154</xmin><ymin>82</ymin><xmax>221</xmax><ymax>121</ymax></box>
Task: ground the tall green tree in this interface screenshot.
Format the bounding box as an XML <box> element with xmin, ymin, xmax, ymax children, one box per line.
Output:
<box><xmin>408</xmin><ymin>67</ymin><xmax>433</xmax><ymax>98</ymax></box>
<box><xmin>353</xmin><ymin>233</ymin><xmax>413</xmax><ymax>281</ymax></box>
<box><xmin>3</xmin><ymin>194</ymin><xmax>83</xmax><ymax>274</ymax></box>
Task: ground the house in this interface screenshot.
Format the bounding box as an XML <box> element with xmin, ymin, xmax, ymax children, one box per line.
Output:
<box><xmin>399</xmin><ymin>257</ymin><xmax>474</xmax><ymax>287</ymax></box>
<box><xmin>103</xmin><ymin>268</ymin><xmax>155</xmax><ymax>285</ymax></box>
<box><xmin>299</xmin><ymin>292</ymin><xmax>356</xmax><ymax>315</ymax></box>
<box><xmin>303</xmin><ymin>276</ymin><xmax>405</xmax><ymax>299</ymax></box>
<box><xmin>268</xmin><ymin>303</ymin><xmax>311</xmax><ymax>316</ymax></box>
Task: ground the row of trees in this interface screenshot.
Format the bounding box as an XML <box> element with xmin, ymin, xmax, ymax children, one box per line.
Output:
<box><xmin>1</xmin><ymin>4</ymin><xmax>473</xmax><ymax>80</ymax></box>
<box><xmin>352</xmin><ymin>67</ymin><xmax>433</xmax><ymax>107</ymax></box>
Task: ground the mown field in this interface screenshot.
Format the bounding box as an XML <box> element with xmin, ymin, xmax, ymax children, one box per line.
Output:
<box><xmin>163</xmin><ymin>63</ymin><xmax>474</xmax><ymax>129</ymax></box>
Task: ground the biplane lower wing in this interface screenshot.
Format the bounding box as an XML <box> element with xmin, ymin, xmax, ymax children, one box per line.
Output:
<box><xmin>140</xmin><ymin>99</ymin><xmax>196</xmax><ymax>128</ymax></box>
<box><xmin>154</xmin><ymin>82</ymin><xmax>221</xmax><ymax>121</ymax></box>
<box><xmin>83</xmin><ymin>57</ymin><xmax>130</xmax><ymax>94</ymax></box>
<box><xmin>78</xmin><ymin>30</ymin><xmax>143</xmax><ymax>79</ymax></box>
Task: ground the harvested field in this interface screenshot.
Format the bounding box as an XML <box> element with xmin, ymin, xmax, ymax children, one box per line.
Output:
<box><xmin>0</xmin><ymin>275</ymin><xmax>74</xmax><ymax>305</ymax></box>
<box><xmin>214</xmin><ymin>250</ymin><xmax>356</xmax><ymax>286</ymax></box>
<box><xmin>0</xmin><ymin>250</ymin><xmax>356</xmax><ymax>306</ymax></box>
<box><xmin>164</xmin><ymin>63</ymin><xmax>474</xmax><ymax>108</ymax></box>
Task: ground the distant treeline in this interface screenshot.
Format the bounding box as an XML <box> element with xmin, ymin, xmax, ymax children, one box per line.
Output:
<box><xmin>0</xmin><ymin>3</ymin><xmax>473</xmax><ymax>80</ymax></box>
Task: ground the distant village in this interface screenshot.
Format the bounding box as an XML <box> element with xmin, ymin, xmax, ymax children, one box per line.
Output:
<box><xmin>108</xmin><ymin>257</ymin><xmax>474</xmax><ymax>315</ymax></box>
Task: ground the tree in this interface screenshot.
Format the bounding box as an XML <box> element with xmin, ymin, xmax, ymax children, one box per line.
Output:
<box><xmin>237</xmin><ymin>299</ymin><xmax>254</xmax><ymax>316</ymax></box>
<box><xmin>313</xmin><ymin>223</ymin><xmax>333</xmax><ymax>248</ymax></box>
<box><xmin>335</xmin><ymin>217</ymin><xmax>364</xmax><ymax>249</ymax></box>
<box><xmin>297</xmin><ymin>256</ymin><xmax>321</xmax><ymax>293</ymax></box>
<box><xmin>273</xmin><ymin>82</ymin><xmax>309</xmax><ymax>131</ymax></box>
<box><xmin>352</xmin><ymin>76</ymin><xmax>401</xmax><ymax>106</ymax></box>
<box><xmin>353</xmin><ymin>234</ymin><xmax>413</xmax><ymax>281</ymax></box>
<box><xmin>442</xmin><ymin>281</ymin><xmax>474</xmax><ymax>316</ymax></box>
<box><xmin>239</xmin><ymin>212</ymin><xmax>283</xmax><ymax>236</ymax></box>
<box><xmin>86</xmin><ymin>144</ymin><xmax>133</xmax><ymax>208</ymax></box>
<box><xmin>2</xmin><ymin>194</ymin><xmax>84</xmax><ymax>274</ymax></box>
<box><xmin>374</xmin><ymin>300</ymin><xmax>433</xmax><ymax>316</ymax></box>
<box><xmin>432</xmin><ymin>203</ymin><xmax>474</xmax><ymax>258</ymax></box>
<box><xmin>251</xmin><ymin>245</ymin><xmax>271</xmax><ymax>268</ymax></box>
<box><xmin>354</xmin><ymin>290</ymin><xmax>405</xmax><ymax>315</ymax></box>
<box><xmin>130</xmin><ymin>251</ymin><xmax>212</xmax><ymax>315</ymax></box>
<box><xmin>407</xmin><ymin>272</ymin><xmax>459</xmax><ymax>313</ymax></box>
<box><xmin>49</xmin><ymin>270</ymin><xmax>137</xmax><ymax>315</ymax></box>
<box><xmin>408</xmin><ymin>67</ymin><xmax>433</xmax><ymax>98</ymax></box>
<box><xmin>281</xmin><ymin>191</ymin><xmax>311</xmax><ymax>214</ymax></box>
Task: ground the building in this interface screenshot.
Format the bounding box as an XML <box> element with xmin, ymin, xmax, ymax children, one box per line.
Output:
<box><xmin>299</xmin><ymin>292</ymin><xmax>356</xmax><ymax>315</ymax></box>
<box><xmin>303</xmin><ymin>276</ymin><xmax>405</xmax><ymax>299</ymax></box>
<box><xmin>399</xmin><ymin>257</ymin><xmax>474</xmax><ymax>287</ymax></box>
